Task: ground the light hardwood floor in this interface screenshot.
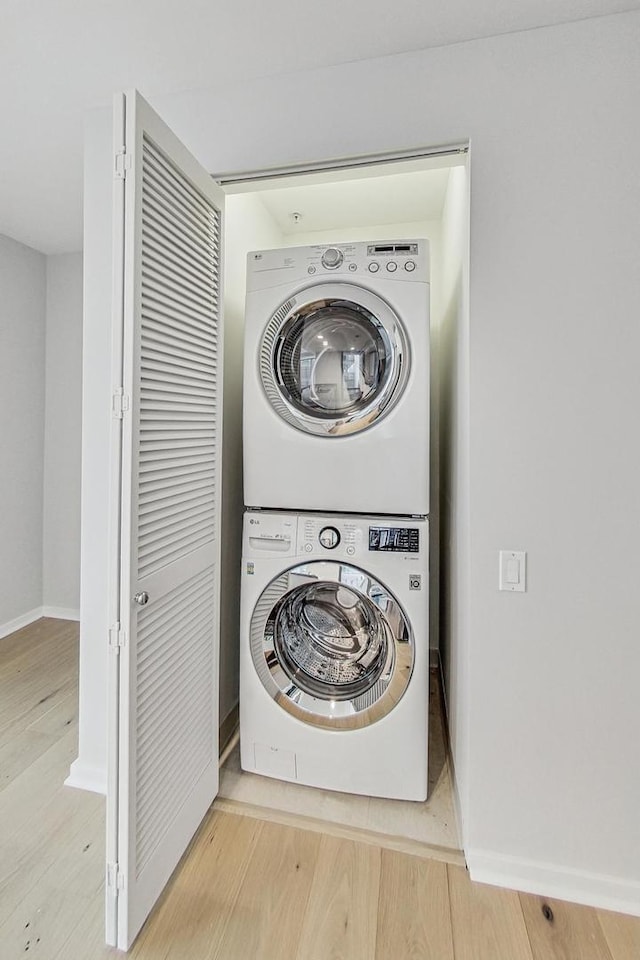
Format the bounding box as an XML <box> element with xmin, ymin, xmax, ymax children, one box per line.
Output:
<box><xmin>1</xmin><ymin>618</ymin><xmax>638</xmax><ymax>959</ymax></box>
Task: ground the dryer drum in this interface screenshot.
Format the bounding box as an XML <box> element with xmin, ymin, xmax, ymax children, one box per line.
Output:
<box><xmin>259</xmin><ymin>282</ymin><xmax>409</xmax><ymax>438</ymax></box>
<box><xmin>250</xmin><ymin>560</ymin><xmax>415</xmax><ymax>730</ymax></box>
<box><xmin>276</xmin><ymin>300</ymin><xmax>392</xmax><ymax>419</ymax></box>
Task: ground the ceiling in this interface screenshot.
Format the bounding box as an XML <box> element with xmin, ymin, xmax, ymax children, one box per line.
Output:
<box><xmin>1</xmin><ymin>0</ymin><xmax>637</xmax><ymax>254</ymax></box>
<box><xmin>253</xmin><ymin>167</ymin><xmax>452</xmax><ymax>236</ymax></box>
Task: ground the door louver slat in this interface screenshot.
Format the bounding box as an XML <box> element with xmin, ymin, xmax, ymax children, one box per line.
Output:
<box><xmin>138</xmin><ymin>522</ymin><xmax>214</xmax><ymax>565</ymax></box>
<box><xmin>136</xmin><ymin>716</ymin><xmax>213</xmax><ymax>870</ymax></box>
<box><xmin>139</xmin><ymin>450</ymin><xmax>214</xmax><ymax>471</ymax></box>
<box><xmin>142</xmin><ymin>230</ymin><xmax>217</xmax><ymax>291</ymax></box>
<box><xmin>142</xmin><ymin>328</ymin><xmax>216</xmax><ymax>364</ymax></box>
<box><xmin>142</xmin><ymin>210</ymin><xmax>217</xmax><ymax>274</ymax></box>
<box><xmin>143</xmin><ymin>140</ymin><xmax>215</xmax><ymax>221</ymax></box>
<box><xmin>137</xmin><ymin>612</ymin><xmax>213</xmax><ymax>709</ymax></box>
<box><xmin>145</xmin><ymin>298</ymin><xmax>219</xmax><ymax>347</ymax></box>
<box><xmin>142</xmin><ymin>193</ymin><xmax>219</xmax><ymax>257</ymax></box>
<box><xmin>136</xmin><ymin>570</ymin><xmax>217</xmax><ymax>642</ymax></box>
<box><xmin>137</xmin><ymin>618</ymin><xmax>213</xmax><ymax>714</ymax></box>
<box><xmin>143</xmin><ymin>245</ymin><xmax>218</xmax><ymax>300</ymax></box>
<box><xmin>133</xmin><ymin>131</ymin><xmax>220</xmax><ymax>876</ymax></box>
<box><xmin>138</xmin><ymin>482</ymin><xmax>214</xmax><ymax>513</ymax></box>
<box><xmin>142</xmin><ymin>350</ymin><xmax>216</xmax><ymax>380</ymax></box>
<box><xmin>142</xmin><ymin>299</ymin><xmax>220</xmax><ymax>344</ymax></box>
<box><xmin>134</xmin><ymin>560</ymin><xmax>215</xmax><ymax>873</ymax></box>
<box><xmin>143</xmin><ymin>261</ymin><xmax>219</xmax><ymax>316</ymax></box>
<box><xmin>109</xmin><ymin>90</ymin><xmax>224</xmax><ymax>952</ymax></box>
<box><xmin>138</xmin><ymin>489</ymin><xmax>213</xmax><ymax>521</ymax></box>
<box><xmin>140</xmin><ymin>438</ymin><xmax>215</xmax><ymax>455</ymax></box>
<box><xmin>138</xmin><ymin>532</ymin><xmax>215</xmax><ymax>579</ymax></box>
<box><xmin>142</xmin><ymin>276</ymin><xmax>219</xmax><ymax>326</ymax></box>
<box><xmin>142</xmin><ymin>359</ymin><xmax>214</xmax><ymax>386</ymax></box>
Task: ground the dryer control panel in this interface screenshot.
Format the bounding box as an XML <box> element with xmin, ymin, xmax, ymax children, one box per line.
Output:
<box><xmin>246</xmin><ymin>239</ymin><xmax>430</xmax><ymax>290</ymax></box>
<box><xmin>304</xmin><ymin>240</ymin><xmax>429</xmax><ymax>282</ymax></box>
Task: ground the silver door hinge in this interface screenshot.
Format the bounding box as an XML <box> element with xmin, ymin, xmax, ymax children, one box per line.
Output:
<box><xmin>114</xmin><ymin>148</ymin><xmax>131</xmax><ymax>180</ymax></box>
<box><xmin>112</xmin><ymin>387</ymin><xmax>130</xmax><ymax>419</ymax></box>
<box><xmin>109</xmin><ymin>622</ymin><xmax>126</xmax><ymax>649</ymax></box>
<box><xmin>107</xmin><ymin>862</ymin><xmax>126</xmax><ymax>891</ymax></box>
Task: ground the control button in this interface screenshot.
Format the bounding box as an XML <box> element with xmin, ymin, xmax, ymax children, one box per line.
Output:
<box><xmin>348</xmin><ymin>262</ymin><xmax>357</xmax><ymax>272</ymax></box>
<box><xmin>346</xmin><ymin>545</ymin><xmax>355</xmax><ymax>556</ymax></box>
<box><xmin>319</xmin><ymin>526</ymin><xmax>341</xmax><ymax>549</ymax></box>
<box><xmin>368</xmin><ymin>261</ymin><xmax>380</xmax><ymax>273</ymax></box>
<box><xmin>321</xmin><ymin>247</ymin><xmax>343</xmax><ymax>269</ymax></box>
<box><xmin>386</xmin><ymin>261</ymin><xmax>398</xmax><ymax>272</ymax></box>
<box><xmin>305</xmin><ymin>543</ymin><xmax>313</xmax><ymax>553</ymax></box>
<box><xmin>405</xmin><ymin>260</ymin><xmax>416</xmax><ymax>272</ymax></box>
<box><xmin>308</xmin><ymin>265</ymin><xmax>316</xmax><ymax>274</ymax></box>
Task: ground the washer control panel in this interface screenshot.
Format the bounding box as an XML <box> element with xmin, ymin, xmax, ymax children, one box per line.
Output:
<box><xmin>300</xmin><ymin>515</ymin><xmax>359</xmax><ymax>556</ymax></box>
<box><xmin>297</xmin><ymin>514</ymin><xmax>423</xmax><ymax>559</ymax></box>
<box><xmin>368</xmin><ymin>526</ymin><xmax>420</xmax><ymax>553</ymax></box>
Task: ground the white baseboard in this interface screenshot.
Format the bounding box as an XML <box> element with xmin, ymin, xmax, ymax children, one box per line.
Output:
<box><xmin>0</xmin><ymin>607</ymin><xmax>43</xmax><ymax>640</ymax></box>
<box><xmin>467</xmin><ymin>848</ymin><xmax>640</xmax><ymax>917</ymax></box>
<box><xmin>42</xmin><ymin>606</ymin><xmax>80</xmax><ymax>621</ymax></box>
<box><xmin>65</xmin><ymin>757</ymin><xmax>107</xmax><ymax>796</ymax></box>
<box><xmin>65</xmin><ymin>704</ymin><xmax>237</xmax><ymax>798</ymax></box>
<box><xmin>0</xmin><ymin>606</ymin><xmax>81</xmax><ymax>641</ymax></box>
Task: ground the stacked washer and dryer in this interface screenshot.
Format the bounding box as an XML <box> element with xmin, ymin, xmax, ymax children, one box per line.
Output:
<box><xmin>240</xmin><ymin>240</ymin><xmax>431</xmax><ymax>801</ymax></box>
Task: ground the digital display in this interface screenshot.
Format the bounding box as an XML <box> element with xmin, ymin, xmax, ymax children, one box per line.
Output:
<box><xmin>369</xmin><ymin>527</ymin><xmax>419</xmax><ymax>552</ymax></box>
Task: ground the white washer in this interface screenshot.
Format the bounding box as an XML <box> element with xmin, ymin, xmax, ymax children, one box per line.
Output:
<box><xmin>240</xmin><ymin>510</ymin><xmax>429</xmax><ymax>800</ymax></box>
<box><xmin>243</xmin><ymin>240</ymin><xmax>430</xmax><ymax>516</ymax></box>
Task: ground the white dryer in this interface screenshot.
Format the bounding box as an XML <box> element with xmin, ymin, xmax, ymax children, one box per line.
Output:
<box><xmin>243</xmin><ymin>240</ymin><xmax>430</xmax><ymax>516</ymax></box>
<box><xmin>240</xmin><ymin>509</ymin><xmax>429</xmax><ymax>800</ymax></box>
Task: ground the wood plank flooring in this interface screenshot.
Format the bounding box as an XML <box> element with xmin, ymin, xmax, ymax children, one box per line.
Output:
<box><xmin>1</xmin><ymin>618</ymin><xmax>639</xmax><ymax>959</ymax></box>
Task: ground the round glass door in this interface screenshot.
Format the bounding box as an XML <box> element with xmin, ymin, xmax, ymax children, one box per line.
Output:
<box><xmin>250</xmin><ymin>561</ymin><xmax>414</xmax><ymax>729</ymax></box>
<box><xmin>259</xmin><ymin>283</ymin><xmax>408</xmax><ymax>437</ymax></box>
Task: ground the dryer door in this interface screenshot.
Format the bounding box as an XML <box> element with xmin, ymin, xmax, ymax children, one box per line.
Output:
<box><xmin>260</xmin><ymin>283</ymin><xmax>408</xmax><ymax>436</ymax></box>
<box><xmin>250</xmin><ymin>561</ymin><xmax>414</xmax><ymax>729</ymax></box>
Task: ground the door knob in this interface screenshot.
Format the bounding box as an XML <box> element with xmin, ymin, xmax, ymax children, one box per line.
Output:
<box><xmin>134</xmin><ymin>591</ymin><xmax>150</xmax><ymax>606</ymax></box>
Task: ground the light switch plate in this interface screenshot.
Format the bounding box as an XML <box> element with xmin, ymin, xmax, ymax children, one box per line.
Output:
<box><xmin>499</xmin><ymin>550</ymin><xmax>526</xmax><ymax>592</ymax></box>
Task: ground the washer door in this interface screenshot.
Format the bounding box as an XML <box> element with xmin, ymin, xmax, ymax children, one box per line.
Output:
<box><xmin>260</xmin><ymin>283</ymin><xmax>408</xmax><ymax>437</ymax></box>
<box><xmin>250</xmin><ymin>561</ymin><xmax>414</xmax><ymax>729</ymax></box>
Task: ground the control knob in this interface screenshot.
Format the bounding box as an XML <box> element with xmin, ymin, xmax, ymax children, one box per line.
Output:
<box><xmin>319</xmin><ymin>526</ymin><xmax>341</xmax><ymax>549</ymax></box>
<box><xmin>321</xmin><ymin>247</ymin><xmax>343</xmax><ymax>269</ymax></box>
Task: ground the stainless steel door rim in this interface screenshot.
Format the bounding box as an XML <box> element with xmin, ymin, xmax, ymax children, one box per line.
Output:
<box><xmin>259</xmin><ymin>282</ymin><xmax>409</xmax><ymax>437</ymax></box>
<box><xmin>249</xmin><ymin>560</ymin><xmax>414</xmax><ymax>730</ymax></box>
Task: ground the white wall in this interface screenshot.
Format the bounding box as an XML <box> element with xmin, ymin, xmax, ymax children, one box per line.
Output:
<box><xmin>151</xmin><ymin>11</ymin><xmax>640</xmax><ymax>912</ymax></box>
<box><xmin>219</xmin><ymin>193</ymin><xmax>283</xmax><ymax>723</ymax></box>
<box><xmin>43</xmin><ymin>253</ymin><xmax>83</xmax><ymax>616</ymax></box>
<box><xmin>70</xmin><ymin>108</ymin><xmax>112</xmax><ymax>793</ymax></box>
<box><xmin>0</xmin><ymin>235</ymin><xmax>46</xmax><ymax>634</ymax></box>
<box><xmin>437</xmin><ymin>165</ymin><xmax>470</xmax><ymax>837</ymax></box>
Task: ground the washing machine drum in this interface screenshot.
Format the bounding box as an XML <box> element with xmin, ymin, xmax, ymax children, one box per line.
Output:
<box><xmin>250</xmin><ymin>561</ymin><xmax>414</xmax><ymax>729</ymax></box>
<box><xmin>259</xmin><ymin>282</ymin><xmax>409</xmax><ymax>437</ymax></box>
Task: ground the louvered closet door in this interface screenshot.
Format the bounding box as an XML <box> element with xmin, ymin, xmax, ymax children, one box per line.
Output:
<box><xmin>107</xmin><ymin>90</ymin><xmax>225</xmax><ymax>950</ymax></box>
